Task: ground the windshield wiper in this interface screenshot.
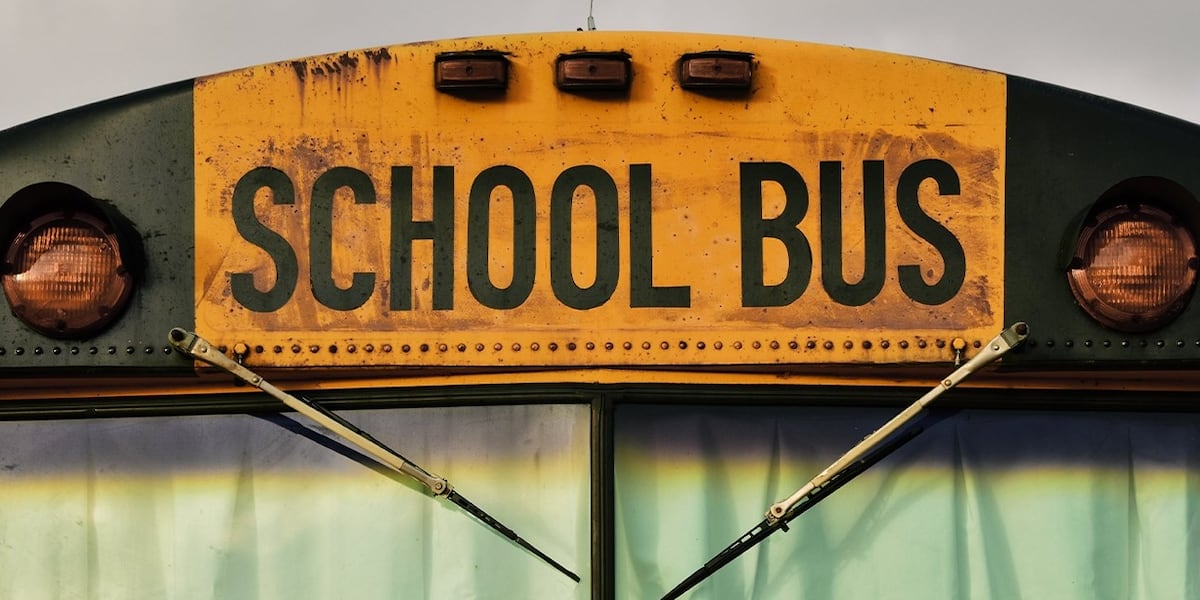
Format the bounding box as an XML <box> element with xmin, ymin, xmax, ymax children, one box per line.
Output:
<box><xmin>168</xmin><ymin>328</ymin><xmax>580</xmax><ymax>583</ymax></box>
<box><xmin>660</xmin><ymin>322</ymin><xmax>1029</xmax><ymax>600</ymax></box>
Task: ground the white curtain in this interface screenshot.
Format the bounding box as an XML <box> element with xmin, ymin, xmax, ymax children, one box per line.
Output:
<box><xmin>616</xmin><ymin>404</ymin><xmax>1200</xmax><ymax>599</ymax></box>
<box><xmin>0</xmin><ymin>404</ymin><xmax>590</xmax><ymax>600</ymax></box>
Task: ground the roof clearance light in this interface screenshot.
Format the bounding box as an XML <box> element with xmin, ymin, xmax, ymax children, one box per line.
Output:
<box><xmin>2</xmin><ymin>211</ymin><xmax>135</xmax><ymax>338</ymax></box>
<box><xmin>1067</xmin><ymin>204</ymin><xmax>1198</xmax><ymax>332</ymax></box>
<box><xmin>555</xmin><ymin>51</ymin><xmax>631</xmax><ymax>91</ymax></box>
<box><xmin>678</xmin><ymin>51</ymin><xmax>754</xmax><ymax>90</ymax></box>
<box><xmin>434</xmin><ymin>51</ymin><xmax>509</xmax><ymax>91</ymax></box>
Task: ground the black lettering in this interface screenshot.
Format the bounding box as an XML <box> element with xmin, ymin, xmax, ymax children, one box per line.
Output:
<box><xmin>550</xmin><ymin>165</ymin><xmax>620</xmax><ymax>309</ymax></box>
<box><xmin>230</xmin><ymin>167</ymin><xmax>299</xmax><ymax>312</ymax></box>
<box><xmin>467</xmin><ymin>165</ymin><xmax>536</xmax><ymax>309</ymax></box>
<box><xmin>390</xmin><ymin>166</ymin><xmax>455</xmax><ymax>310</ymax></box>
<box><xmin>896</xmin><ymin>159</ymin><xmax>966</xmax><ymax>305</ymax></box>
<box><xmin>820</xmin><ymin>160</ymin><xmax>886</xmax><ymax>306</ymax></box>
<box><xmin>310</xmin><ymin>167</ymin><xmax>376</xmax><ymax>311</ymax></box>
<box><xmin>630</xmin><ymin>164</ymin><xmax>690</xmax><ymax>307</ymax></box>
<box><xmin>740</xmin><ymin>162</ymin><xmax>812</xmax><ymax>307</ymax></box>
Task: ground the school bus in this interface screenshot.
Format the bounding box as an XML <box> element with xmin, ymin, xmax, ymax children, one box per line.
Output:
<box><xmin>2</xmin><ymin>31</ymin><xmax>1199</xmax><ymax>600</ymax></box>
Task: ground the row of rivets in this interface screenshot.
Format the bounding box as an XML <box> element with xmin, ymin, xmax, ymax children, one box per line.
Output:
<box><xmin>0</xmin><ymin>345</ymin><xmax>172</xmax><ymax>357</ymax></box>
<box><xmin>1028</xmin><ymin>339</ymin><xmax>1200</xmax><ymax>349</ymax></box>
<box><xmin>219</xmin><ymin>339</ymin><xmax>984</xmax><ymax>355</ymax></box>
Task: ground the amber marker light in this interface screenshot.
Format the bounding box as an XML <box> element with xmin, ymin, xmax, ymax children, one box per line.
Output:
<box><xmin>555</xmin><ymin>51</ymin><xmax>631</xmax><ymax>91</ymax></box>
<box><xmin>1067</xmin><ymin>204</ymin><xmax>1198</xmax><ymax>332</ymax></box>
<box><xmin>678</xmin><ymin>51</ymin><xmax>753</xmax><ymax>90</ymax></box>
<box><xmin>2</xmin><ymin>209</ymin><xmax>136</xmax><ymax>339</ymax></box>
<box><xmin>434</xmin><ymin>51</ymin><xmax>509</xmax><ymax>91</ymax></box>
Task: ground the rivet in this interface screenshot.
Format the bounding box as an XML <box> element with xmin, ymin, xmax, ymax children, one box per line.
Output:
<box><xmin>219</xmin><ymin>345</ymin><xmax>228</xmax><ymax>354</ymax></box>
<box><xmin>936</xmin><ymin>339</ymin><xmax>946</xmax><ymax>349</ymax></box>
<box><xmin>15</xmin><ymin>347</ymin><xmax>25</xmax><ymax>356</ymax></box>
<box><xmin>569</xmin><ymin>342</ymin><xmax>578</xmax><ymax>351</ymax></box>
<box><xmin>1084</xmin><ymin>340</ymin><xmax>1092</xmax><ymax>348</ymax></box>
<box><xmin>1065</xmin><ymin>340</ymin><xmax>1074</xmax><ymax>348</ymax></box>
<box><xmin>642</xmin><ymin>342</ymin><xmax>651</xmax><ymax>350</ymax></box>
<box><xmin>880</xmin><ymin>340</ymin><xmax>890</xmax><ymax>349</ymax></box>
<box><xmin>90</xmin><ymin>347</ymin><xmax>99</xmax><ymax>354</ymax></box>
<box><xmin>419</xmin><ymin>344</ymin><xmax>429</xmax><ymax>352</ymax></box>
<box><xmin>532</xmin><ymin>343</ymin><xmax>541</xmax><ymax>351</ymax></box>
<box><xmin>549</xmin><ymin>342</ymin><xmax>559</xmax><ymax>351</ymax></box>
<box><xmin>605</xmin><ymin>341</ymin><xmax>614</xmax><ymax>350</ymax></box>
<box><xmin>698</xmin><ymin>341</ymin><xmax>707</xmax><ymax>350</ymax></box>
<box><xmin>71</xmin><ymin>347</ymin><xmax>80</xmax><ymax>355</ymax></box>
<box><xmin>126</xmin><ymin>346</ymin><xmax>135</xmax><ymax>355</ymax></box>
<box><xmin>714</xmin><ymin>341</ymin><xmax>723</xmax><ymax>350</ymax></box>
<box><xmin>512</xmin><ymin>343</ymin><xmax>521</xmax><ymax>351</ymax></box>
<box><xmin>661</xmin><ymin>341</ymin><xmax>670</xmax><ymax>350</ymax></box>
<box><xmin>899</xmin><ymin>341</ymin><xmax>909</xmax><ymax>349</ymax></box>
<box><xmin>1156</xmin><ymin>340</ymin><xmax>1165</xmax><ymax>348</ymax></box>
<box><xmin>0</xmin><ymin>348</ymin><xmax>5</xmax><ymax>356</ymax></box>
<box><xmin>494</xmin><ymin>343</ymin><xmax>503</xmax><ymax>351</ymax></box>
<box><xmin>678</xmin><ymin>341</ymin><xmax>688</xmax><ymax>350</ymax></box>
<box><xmin>1102</xmin><ymin>340</ymin><xmax>1111</xmax><ymax>348</ymax></box>
<box><xmin>34</xmin><ymin>347</ymin><xmax>45</xmax><ymax>355</ymax></box>
<box><xmin>733</xmin><ymin>341</ymin><xmax>743</xmax><ymax>350</ymax></box>
<box><xmin>789</xmin><ymin>341</ymin><xmax>798</xmax><ymax>350</ymax></box>
<box><xmin>329</xmin><ymin>345</ymin><xmax>339</xmax><ymax>354</ymax></box>
<box><xmin>348</xmin><ymin>345</ymin><xmax>357</xmax><ymax>353</ymax></box>
<box><xmin>623</xmin><ymin>342</ymin><xmax>632</xmax><ymax>350</ymax></box>
<box><xmin>1121</xmin><ymin>340</ymin><xmax>1129</xmax><ymax>348</ymax></box>
<box><xmin>309</xmin><ymin>345</ymin><xmax>319</xmax><ymax>354</ymax></box>
<box><xmin>292</xmin><ymin>345</ymin><xmax>302</xmax><ymax>354</ymax></box>
<box><xmin>973</xmin><ymin>340</ymin><xmax>981</xmax><ymax>348</ymax></box>
<box><xmin>476</xmin><ymin>343</ymin><xmax>485</xmax><ymax>352</ymax></box>
<box><xmin>844</xmin><ymin>341</ymin><xmax>853</xmax><ymax>350</ymax></box>
<box><xmin>750</xmin><ymin>341</ymin><xmax>760</xmax><ymax>349</ymax></box>
<box><xmin>806</xmin><ymin>340</ymin><xmax>816</xmax><ymax>350</ymax></box>
<box><xmin>863</xmin><ymin>340</ymin><xmax>872</xmax><ymax>350</ymax></box>
<box><xmin>1139</xmin><ymin>340</ymin><xmax>1147</xmax><ymax>347</ymax></box>
<box><xmin>144</xmin><ymin>346</ymin><xmax>154</xmax><ymax>354</ymax></box>
<box><xmin>1178</xmin><ymin>340</ymin><xmax>1186</xmax><ymax>348</ymax></box>
<box><xmin>457</xmin><ymin>344</ymin><xmax>467</xmax><ymax>352</ymax></box>
<box><xmin>108</xmin><ymin>346</ymin><xmax>117</xmax><ymax>355</ymax></box>
<box><xmin>382</xmin><ymin>344</ymin><xmax>393</xmax><ymax>353</ymax></box>
<box><xmin>823</xmin><ymin>341</ymin><xmax>833</xmax><ymax>350</ymax></box>
<box><xmin>162</xmin><ymin>347</ymin><xmax>172</xmax><ymax>354</ymax></box>
<box><xmin>53</xmin><ymin>347</ymin><xmax>62</xmax><ymax>355</ymax></box>
<box><xmin>437</xmin><ymin>343</ymin><xmax>448</xmax><ymax>352</ymax></box>
<box><xmin>1045</xmin><ymin>340</ymin><xmax>1055</xmax><ymax>348</ymax></box>
<box><xmin>586</xmin><ymin>342</ymin><xmax>595</xmax><ymax>350</ymax></box>
<box><xmin>403</xmin><ymin>344</ymin><xmax>413</xmax><ymax>353</ymax></box>
<box><xmin>917</xmin><ymin>340</ymin><xmax>927</xmax><ymax>349</ymax></box>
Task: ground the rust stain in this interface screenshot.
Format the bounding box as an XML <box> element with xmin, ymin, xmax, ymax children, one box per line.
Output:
<box><xmin>288</xmin><ymin>50</ymin><xmax>391</xmax><ymax>83</ymax></box>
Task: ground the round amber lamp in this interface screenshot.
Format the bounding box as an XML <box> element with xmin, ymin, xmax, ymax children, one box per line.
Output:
<box><xmin>1067</xmin><ymin>204</ymin><xmax>1198</xmax><ymax>332</ymax></box>
<box><xmin>2</xmin><ymin>211</ymin><xmax>134</xmax><ymax>338</ymax></box>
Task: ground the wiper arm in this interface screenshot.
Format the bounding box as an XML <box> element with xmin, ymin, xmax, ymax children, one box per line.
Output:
<box><xmin>660</xmin><ymin>322</ymin><xmax>1029</xmax><ymax>600</ymax></box>
<box><xmin>168</xmin><ymin>328</ymin><xmax>580</xmax><ymax>583</ymax></box>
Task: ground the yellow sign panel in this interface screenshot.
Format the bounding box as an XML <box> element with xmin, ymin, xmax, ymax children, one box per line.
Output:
<box><xmin>194</xmin><ymin>32</ymin><xmax>1005</xmax><ymax>368</ymax></box>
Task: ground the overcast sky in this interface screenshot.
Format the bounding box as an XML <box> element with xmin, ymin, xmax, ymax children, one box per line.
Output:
<box><xmin>1</xmin><ymin>0</ymin><xmax>1198</xmax><ymax>130</ymax></box>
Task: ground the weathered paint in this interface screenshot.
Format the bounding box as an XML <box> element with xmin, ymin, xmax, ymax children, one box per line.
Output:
<box><xmin>193</xmin><ymin>32</ymin><xmax>1005</xmax><ymax>369</ymax></box>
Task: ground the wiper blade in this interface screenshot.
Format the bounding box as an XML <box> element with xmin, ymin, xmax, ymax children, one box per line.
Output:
<box><xmin>168</xmin><ymin>328</ymin><xmax>580</xmax><ymax>583</ymax></box>
<box><xmin>661</xmin><ymin>419</ymin><xmax>927</xmax><ymax>600</ymax></box>
<box><xmin>660</xmin><ymin>322</ymin><xmax>1029</xmax><ymax>600</ymax></box>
